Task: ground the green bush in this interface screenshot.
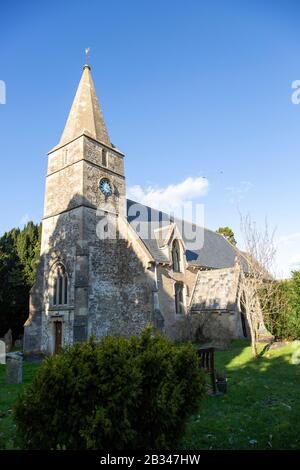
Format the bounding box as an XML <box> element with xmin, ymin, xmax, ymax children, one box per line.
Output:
<box><xmin>262</xmin><ymin>271</ymin><xmax>300</xmax><ymax>340</ymax></box>
<box><xmin>13</xmin><ymin>328</ymin><xmax>205</xmax><ymax>450</ymax></box>
<box><xmin>262</xmin><ymin>281</ymin><xmax>291</xmax><ymax>340</ymax></box>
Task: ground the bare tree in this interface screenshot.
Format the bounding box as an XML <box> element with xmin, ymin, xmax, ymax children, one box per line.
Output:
<box><xmin>237</xmin><ymin>214</ymin><xmax>279</xmax><ymax>357</ymax></box>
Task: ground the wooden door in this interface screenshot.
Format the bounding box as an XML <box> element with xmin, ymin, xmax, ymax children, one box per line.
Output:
<box><xmin>54</xmin><ymin>321</ymin><xmax>62</xmax><ymax>354</ymax></box>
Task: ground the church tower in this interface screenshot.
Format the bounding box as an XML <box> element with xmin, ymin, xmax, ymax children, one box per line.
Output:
<box><xmin>24</xmin><ymin>64</ymin><xmax>155</xmax><ymax>354</ymax></box>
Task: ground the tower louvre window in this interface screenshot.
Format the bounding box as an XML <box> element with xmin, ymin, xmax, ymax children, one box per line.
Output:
<box><xmin>52</xmin><ymin>264</ymin><xmax>68</xmax><ymax>306</ymax></box>
<box><xmin>102</xmin><ymin>148</ymin><xmax>108</xmax><ymax>167</ymax></box>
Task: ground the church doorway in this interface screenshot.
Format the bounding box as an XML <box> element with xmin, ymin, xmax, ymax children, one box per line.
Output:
<box><xmin>54</xmin><ymin>321</ymin><xmax>62</xmax><ymax>354</ymax></box>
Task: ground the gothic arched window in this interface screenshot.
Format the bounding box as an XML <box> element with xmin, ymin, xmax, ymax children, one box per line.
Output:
<box><xmin>52</xmin><ymin>264</ymin><xmax>68</xmax><ymax>306</ymax></box>
<box><xmin>175</xmin><ymin>282</ymin><xmax>185</xmax><ymax>314</ymax></box>
<box><xmin>172</xmin><ymin>239</ymin><xmax>181</xmax><ymax>272</ymax></box>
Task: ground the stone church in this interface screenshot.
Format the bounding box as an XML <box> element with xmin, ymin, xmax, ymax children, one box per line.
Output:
<box><xmin>24</xmin><ymin>64</ymin><xmax>249</xmax><ymax>355</ymax></box>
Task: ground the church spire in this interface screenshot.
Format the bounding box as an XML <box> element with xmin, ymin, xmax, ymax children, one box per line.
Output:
<box><xmin>58</xmin><ymin>64</ymin><xmax>111</xmax><ymax>147</ymax></box>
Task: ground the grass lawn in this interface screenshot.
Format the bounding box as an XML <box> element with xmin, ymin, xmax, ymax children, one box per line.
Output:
<box><xmin>1</xmin><ymin>340</ymin><xmax>300</xmax><ymax>450</ymax></box>
<box><xmin>181</xmin><ymin>339</ymin><xmax>300</xmax><ymax>450</ymax></box>
<box><xmin>0</xmin><ymin>361</ymin><xmax>40</xmax><ymax>449</ymax></box>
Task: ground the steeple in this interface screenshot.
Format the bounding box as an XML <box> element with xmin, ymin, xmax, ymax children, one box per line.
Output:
<box><xmin>58</xmin><ymin>64</ymin><xmax>111</xmax><ymax>147</ymax></box>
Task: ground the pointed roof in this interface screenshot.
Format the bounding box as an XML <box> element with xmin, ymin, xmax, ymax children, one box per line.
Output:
<box><xmin>59</xmin><ymin>65</ymin><xmax>111</xmax><ymax>147</ymax></box>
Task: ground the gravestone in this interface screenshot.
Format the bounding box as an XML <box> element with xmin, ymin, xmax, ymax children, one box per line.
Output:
<box><xmin>4</xmin><ymin>329</ymin><xmax>12</xmax><ymax>352</ymax></box>
<box><xmin>0</xmin><ymin>340</ymin><xmax>5</xmax><ymax>364</ymax></box>
<box><xmin>14</xmin><ymin>339</ymin><xmax>23</xmax><ymax>350</ymax></box>
<box><xmin>6</xmin><ymin>352</ymin><xmax>23</xmax><ymax>384</ymax></box>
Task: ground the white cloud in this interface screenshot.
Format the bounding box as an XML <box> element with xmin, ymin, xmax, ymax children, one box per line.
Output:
<box><xmin>127</xmin><ymin>176</ymin><xmax>209</xmax><ymax>219</ymax></box>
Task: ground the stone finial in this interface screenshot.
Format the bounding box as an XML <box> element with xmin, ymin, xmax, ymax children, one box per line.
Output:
<box><xmin>84</xmin><ymin>47</ymin><xmax>90</xmax><ymax>68</ymax></box>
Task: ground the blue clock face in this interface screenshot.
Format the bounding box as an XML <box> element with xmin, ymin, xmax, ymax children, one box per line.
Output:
<box><xmin>100</xmin><ymin>178</ymin><xmax>113</xmax><ymax>196</ymax></box>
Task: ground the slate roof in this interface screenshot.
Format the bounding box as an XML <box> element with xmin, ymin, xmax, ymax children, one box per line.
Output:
<box><xmin>126</xmin><ymin>199</ymin><xmax>238</xmax><ymax>269</ymax></box>
<box><xmin>190</xmin><ymin>267</ymin><xmax>240</xmax><ymax>311</ymax></box>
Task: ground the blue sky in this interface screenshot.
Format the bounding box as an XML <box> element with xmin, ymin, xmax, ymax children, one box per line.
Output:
<box><xmin>1</xmin><ymin>0</ymin><xmax>300</xmax><ymax>277</ymax></box>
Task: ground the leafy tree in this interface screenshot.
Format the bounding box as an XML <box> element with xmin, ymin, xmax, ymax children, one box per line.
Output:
<box><xmin>216</xmin><ymin>226</ymin><xmax>237</xmax><ymax>246</ymax></box>
<box><xmin>0</xmin><ymin>222</ymin><xmax>41</xmax><ymax>339</ymax></box>
<box><xmin>262</xmin><ymin>280</ymin><xmax>291</xmax><ymax>340</ymax></box>
<box><xmin>287</xmin><ymin>270</ymin><xmax>300</xmax><ymax>337</ymax></box>
<box><xmin>262</xmin><ymin>271</ymin><xmax>300</xmax><ymax>341</ymax></box>
<box><xmin>15</xmin><ymin>222</ymin><xmax>41</xmax><ymax>285</ymax></box>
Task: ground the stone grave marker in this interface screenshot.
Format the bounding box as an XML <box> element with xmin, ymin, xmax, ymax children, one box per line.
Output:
<box><xmin>6</xmin><ymin>352</ymin><xmax>23</xmax><ymax>384</ymax></box>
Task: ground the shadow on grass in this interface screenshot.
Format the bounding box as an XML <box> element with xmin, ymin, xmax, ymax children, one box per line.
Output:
<box><xmin>181</xmin><ymin>340</ymin><xmax>300</xmax><ymax>450</ymax></box>
<box><xmin>1</xmin><ymin>341</ymin><xmax>300</xmax><ymax>450</ymax></box>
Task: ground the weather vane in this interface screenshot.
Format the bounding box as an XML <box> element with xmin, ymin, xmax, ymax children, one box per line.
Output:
<box><xmin>85</xmin><ymin>47</ymin><xmax>90</xmax><ymax>66</ymax></box>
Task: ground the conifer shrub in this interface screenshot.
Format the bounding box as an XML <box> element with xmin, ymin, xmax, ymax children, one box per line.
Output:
<box><xmin>14</xmin><ymin>328</ymin><xmax>205</xmax><ymax>449</ymax></box>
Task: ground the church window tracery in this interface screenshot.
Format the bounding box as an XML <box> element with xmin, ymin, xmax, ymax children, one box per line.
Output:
<box><xmin>52</xmin><ymin>264</ymin><xmax>68</xmax><ymax>306</ymax></box>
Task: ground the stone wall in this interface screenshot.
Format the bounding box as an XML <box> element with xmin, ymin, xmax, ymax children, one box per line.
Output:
<box><xmin>157</xmin><ymin>264</ymin><xmax>198</xmax><ymax>341</ymax></box>
<box><xmin>155</xmin><ymin>263</ymin><xmax>247</xmax><ymax>344</ymax></box>
<box><xmin>48</xmin><ymin>138</ymin><xmax>84</xmax><ymax>174</ymax></box>
<box><xmin>188</xmin><ymin>266</ymin><xmax>247</xmax><ymax>344</ymax></box>
<box><xmin>86</xmin><ymin>210</ymin><xmax>155</xmax><ymax>339</ymax></box>
<box><xmin>83</xmin><ymin>136</ymin><xmax>124</xmax><ymax>176</ymax></box>
<box><xmin>24</xmin><ymin>199</ymin><xmax>156</xmax><ymax>354</ymax></box>
<box><xmin>189</xmin><ymin>309</ymin><xmax>244</xmax><ymax>345</ymax></box>
<box><xmin>83</xmin><ymin>161</ymin><xmax>125</xmax><ymax>215</ymax></box>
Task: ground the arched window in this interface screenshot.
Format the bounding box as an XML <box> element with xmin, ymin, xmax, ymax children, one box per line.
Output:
<box><xmin>172</xmin><ymin>239</ymin><xmax>181</xmax><ymax>272</ymax></box>
<box><xmin>175</xmin><ymin>282</ymin><xmax>185</xmax><ymax>314</ymax></box>
<box><xmin>52</xmin><ymin>264</ymin><xmax>68</xmax><ymax>306</ymax></box>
